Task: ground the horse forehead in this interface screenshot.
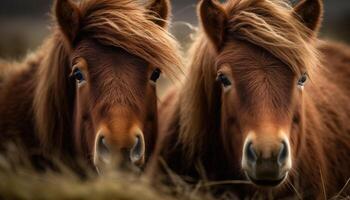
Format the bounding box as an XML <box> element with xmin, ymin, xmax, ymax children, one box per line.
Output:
<box><xmin>74</xmin><ymin>41</ymin><xmax>150</xmax><ymax>109</ymax></box>
<box><xmin>229</xmin><ymin>56</ymin><xmax>295</xmax><ymax>119</ymax></box>
<box><xmin>235</xmin><ymin>68</ymin><xmax>294</xmax><ymax>102</ymax></box>
<box><xmin>220</xmin><ymin>39</ymin><xmax>285</xmax><ymax>68</ymax></box>
<box><xmin>220</xmin><ymin>39</ymin><xmax>294</xmax><ymax>86</ymax></box>
<box><xmin>74</xmin><ymin>39</ymin><xmax>148</xmax><ymax>69</ymax></box>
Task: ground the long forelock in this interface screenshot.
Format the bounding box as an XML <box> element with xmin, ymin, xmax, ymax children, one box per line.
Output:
<box><xmin>225</xmin><ymin>0</ymin><xmax>320</xmax><ymax>76</ymax></box>
<box><xmin>78</xmin><ymin>0</ymin><xmax>183</xmax><ymax>80</ymax></box>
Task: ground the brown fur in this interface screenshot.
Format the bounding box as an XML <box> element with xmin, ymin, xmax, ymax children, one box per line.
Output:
<box><xmin>153</xmin><ymin>0</ymin><xmax>350</xmax><ymax>198</ymax></box>
<box><xmin>0</xmin><ymin>0</ymin><xmax>182</xmax><ymax>170</ymax></box>
<box><xmin>146</xmin><ymin>0</ymin><xmax>171</xmax><ymax>27</ymax></box>
<box><xmin>294</xmin><ymin>0</ymin><xmax>323</xmax><ymax>34</ymax></box>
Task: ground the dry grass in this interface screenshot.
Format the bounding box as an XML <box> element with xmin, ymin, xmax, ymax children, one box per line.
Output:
<box><xmin>0</xmin><ymin>144</ymin><xmax>214</xmax><ymax>200</ymax></box>
<box><xmin>0</xmin><ymin>150</ymin><xmax>348</xmax><ymax>200</ymax></box>
<box><xmin>0</xmin><ymin>168</ymin><xmax>171</xmax><ymax>200</ymax></box>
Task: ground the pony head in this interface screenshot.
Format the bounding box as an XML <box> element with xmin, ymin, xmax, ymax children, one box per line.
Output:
<box><xmin>197</xmin><ymin>0</ymin><xmax>322</xmax><ymax>187</ymax></box>
<box><xmin>35</xmin><ymin>0</ymin><xmax>181</xmax><ymax>172</ymax></box>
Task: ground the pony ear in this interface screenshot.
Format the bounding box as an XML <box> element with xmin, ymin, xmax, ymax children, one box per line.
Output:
<box><xmin>294</xmin><ymin>0</ymin><xmax>323</xmax><ymax>34</ymax></box>
<box><xmin>199</xmin><ymin>0</ymin><xmax>227</xmax><ymax>49</ymax></box>
<box><xmin>55</xmin><ymin>0</ymin><xmax>81</xmax><ymax>45</ymax></box>
<box><xmin>146</xmin><ymin>0</ymin><xmax>171</xmax><ymax>28</ymax></box>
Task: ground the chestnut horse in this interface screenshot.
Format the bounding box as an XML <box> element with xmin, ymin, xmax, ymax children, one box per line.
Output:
<box><xmin>0</xmin><ymin>0</ymin><xmax>182</xmax><ymax>173</ymax></box>
<box><xmin>153</xmin><ymin>0</ymin><xmax>350</xmax><ymax>198</ymax></box>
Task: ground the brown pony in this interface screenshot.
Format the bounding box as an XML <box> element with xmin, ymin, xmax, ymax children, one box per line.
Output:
<box><xmin>0</xmin><ymin>0</ymin><xmax>182</xmax><ymax>173</ymax></box>
<box><xmin>153</xmin><ymin>0</ymin><xmax>350</xmax><ymax>198</ymax></box>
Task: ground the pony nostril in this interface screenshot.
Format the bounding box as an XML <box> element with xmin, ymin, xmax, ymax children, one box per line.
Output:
<box><xmin>130</xmin><ymin>134</ymin><xmax>145</xmax><ymax>165</ymax></box>
<box><xmin>278</xmin><ymin>141</ymin><xmax>288</xmax><ymax>166</ymax></box>
<box><xmin>97</xmin><ymin>135</ymin><xmax>110</xmax><ymax>162</ymax></box>
<box><xmin>246</xmin><ymin>142</ymin><xmax>257</xmax><ymax>163</ymax></box>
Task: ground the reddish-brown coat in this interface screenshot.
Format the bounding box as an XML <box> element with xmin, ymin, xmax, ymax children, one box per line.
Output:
<box><xmin>0</xmin><ymin>0</ymin><xmax>181</xmax><ymax>171</ymax></box>
<box><xmin>152</xmin><ymin>0</ymin><xmax>350</xmax><ymax>198</ymax></box>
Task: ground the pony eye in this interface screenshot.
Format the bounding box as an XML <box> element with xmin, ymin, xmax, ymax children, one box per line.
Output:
<box><xmin>73</xmin><ymin>68</ymin><xmax>85</xmax><ymax>83</ymax></box>
<box><xmin>217</xmin><ymin>73</ymin><xmax>231</xmax><ymax>87</ymax></box>
<box><xmin>150</xmin><ymin>68</ymin><xmax>161</xmax><ymax>83</ymax></box>
<box><xmin>298</xmin><ymin>73</ymin><xmax>308</xmax><ymax>86</ymax></box>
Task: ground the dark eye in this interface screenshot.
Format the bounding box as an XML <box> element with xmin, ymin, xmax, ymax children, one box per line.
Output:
<box><xmin>150</xmin><ymin>68</ymin><xmax>161</xmax><ymax>83</ymax></box>
<box><xmin>217</xmin><ymin>73</ymin><xmax>231</xmax><ymax>87</ymax></box>
<box><xmin>73</xmin><ymin>68</ymin><xmax>85</xmax><ymax>83</ymax></box>
<box><xmin>293</xmin><ymin>115</ymin><xmax>300</xmax><ymax>124</ymax></box>
<box><xmin>298</xmin><ymin>73</ymin><xmax>308</xmax><ymax>87</ymax></box>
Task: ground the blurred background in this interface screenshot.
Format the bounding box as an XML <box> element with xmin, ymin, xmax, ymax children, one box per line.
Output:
<box><xmin>0</xmin><ymin>0</ymin><xmax>349</xmax><ymax>60</ymax></box>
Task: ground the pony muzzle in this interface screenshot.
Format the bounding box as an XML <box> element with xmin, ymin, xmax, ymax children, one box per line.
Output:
<box><xmin>93</xmin><ymin>129</ymin><xmax>145</xmax><ymax>172</ymax></box>
<box><xmin>241</xmin><ymin>135</ymin><xmax>292</xmax><ymax>187</ymax></box>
